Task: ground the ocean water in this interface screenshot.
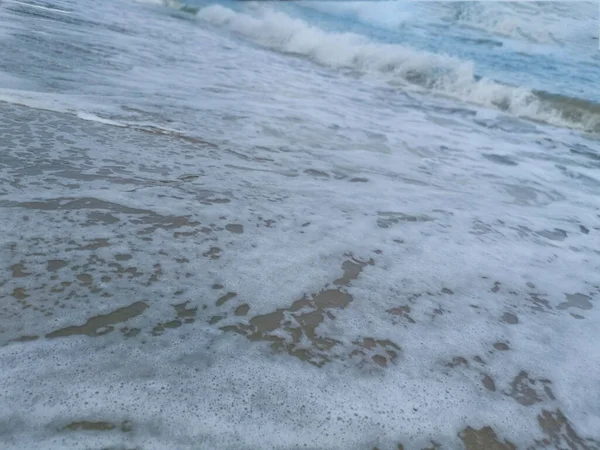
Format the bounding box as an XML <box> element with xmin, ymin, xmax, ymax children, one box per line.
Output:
<box><xmin>0</xmin><ymin>0</ymin><xmax>599</xmax><ymax>449</ymax></box>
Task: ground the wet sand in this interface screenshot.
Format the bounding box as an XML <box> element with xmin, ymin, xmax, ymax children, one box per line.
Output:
<box><xmin>1</xmin><ymin>102</ymin><xmax>599</xmax><ymax>449</ymax></box>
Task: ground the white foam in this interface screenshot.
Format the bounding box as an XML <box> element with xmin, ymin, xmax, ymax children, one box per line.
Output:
<box><xmin>1</xmin><ymin>0</ymin><xmax>600</xmax><ymax>448</ymax></box>
<box><xmin>76</xmin><ymin>111</ymin><xmax>126</xmax><ymax>126</ymax></box>
<box><xmin>1</xmin><ymin>90</ymin><xmax>599</xmax><ymax>448</ymax></box>
<box><xmin>195</xmin><ymin>4</ymin><xmax>599</xmax><ymax>133</ymax></box>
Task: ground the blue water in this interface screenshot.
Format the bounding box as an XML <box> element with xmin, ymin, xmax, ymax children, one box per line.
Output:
<box><xmin>191</xmin><ymin>0</ymin><xmax>600</xmax><ymax>104</ymax></box>
<box><xmin>1</xmin><ymin>0</ymin><xmax>598</xmax><ymax>132</ymax></box>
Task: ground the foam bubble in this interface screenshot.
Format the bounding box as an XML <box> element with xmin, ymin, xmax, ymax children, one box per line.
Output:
<box><xmin>1</xmin><ymin>0</ymin><xmax>600</xmax><ymax>447</ymax></box>
<box><xmin>1</xmin><ymin>98</ymin><xmax>599</xmax><ymax>448</ymax></box>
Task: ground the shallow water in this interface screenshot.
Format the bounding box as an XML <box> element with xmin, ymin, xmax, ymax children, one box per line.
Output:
<box><xmin>1</xmin><ymin>1</ymin><xmax>599</xmax><ymax>449</ymax></box>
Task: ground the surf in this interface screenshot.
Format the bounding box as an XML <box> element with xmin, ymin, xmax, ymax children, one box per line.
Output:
<box><xmin>189</xmin><ymin>2</ymin><xmax>600</xmax><ymax>134</ymax></box>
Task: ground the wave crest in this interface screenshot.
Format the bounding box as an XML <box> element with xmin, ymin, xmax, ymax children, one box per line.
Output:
<box><xmin>194</xmin><ymin>5</ymin><xmax>599</xmax><ymax>134</ymax></box>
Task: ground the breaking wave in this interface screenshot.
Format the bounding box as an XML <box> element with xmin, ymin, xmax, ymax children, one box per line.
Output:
<box><xmin>194</xmin><ymin>4</ymin><xmax>600</xmax><ymax>133</ymax></box>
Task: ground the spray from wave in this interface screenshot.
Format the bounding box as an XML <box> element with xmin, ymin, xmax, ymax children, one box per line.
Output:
<box><xmin>190</xmin><ymin>4</ymin><xmax>599</xmax><ymax>134</ymax></box>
